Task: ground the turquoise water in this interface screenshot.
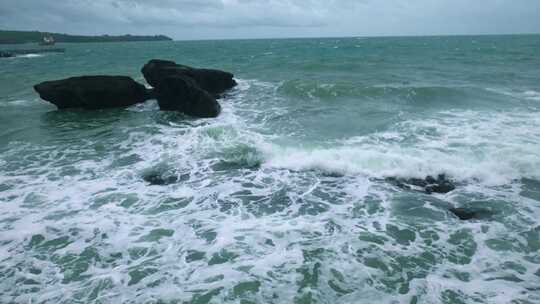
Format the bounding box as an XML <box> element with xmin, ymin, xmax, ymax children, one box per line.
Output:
<box><xmin>1</xmin><ymin>35</ymin><xmax>540</xmax><ymax>303</ymax></box>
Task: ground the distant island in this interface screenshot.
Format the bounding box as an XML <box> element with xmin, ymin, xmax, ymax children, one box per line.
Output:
<box><xmin>0</xmin><ymin>30</ymin><xmax>173</xmax><ymax>44</ymax></box>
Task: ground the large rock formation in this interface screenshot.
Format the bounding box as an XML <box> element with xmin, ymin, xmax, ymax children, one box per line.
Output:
<box><xmin>155</xmin><ymin>75</ymin><xmax>221</xmax><ymax>118</ymax></box>
<box><xmin>33</xmin><ymin>60</ymin><xmax>236</xmax><ymax>118</ymax></box>
<box><xmin>142</xmin><ymin>59</ymin><xmax>237</xmax><ymax>95</ymax></box>
<box><xmin>34</xmin><ymin>76</ymin><xmax>150</xmax><ymax>109</ymax></box>
<box><xmin>140</xmin><ymin>59</ymin><xmax>236</xmax><ymax>118</ymax></box>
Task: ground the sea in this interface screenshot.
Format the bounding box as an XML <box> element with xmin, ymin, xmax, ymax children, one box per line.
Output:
<box><xmin>1</xmin><ymin>35</ymin><xmax>539</xmax><ymax>304</ymax></box>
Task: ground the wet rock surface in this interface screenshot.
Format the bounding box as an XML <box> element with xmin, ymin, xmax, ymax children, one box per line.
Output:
<box><xmin>154</xmin><ymin>75</ymin><xmax>221</xmax><ymax>118</ymax></box>
<box><xmin>141</xmin><ymin>59</ymin><xmax>237</xmax><ymax>117</ymax></box>
<box><xmin>449</xmin><ymin>207</ymin><xmax>494</xmax><ymax>220</ymax></box>
<box><xmin>141</xmin><ymin>59</ymin><xmax>237</xmax><ymax>96</ymax></box>
<box><xmin>33</xmin><ymin>60</ymin><xmax>236</xmax><ymax>118</ymax></box>
<box><xmin>34</xmin><ymin>76</ymin><xmax>150</xmax><ymax>109</ymax></box>
<box><xmin>387</xmin><ymin>174</ymin><xmax>456</xmax><ymax>194</ymax></box>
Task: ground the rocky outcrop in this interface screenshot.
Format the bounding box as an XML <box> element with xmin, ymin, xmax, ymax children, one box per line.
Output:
<box><xmin>387</xmin><ymin>174</ymin><xmax>456</xmax><ymax>194</ymax></box>
<box><xmin>33</xmin><ymin>60</ymin><xmax>236</xmax><ymax>118</ymax></box>
<box><xmin>154</xmin><ymin>75</ymin><xmax>221</xmax><ymax>118</ymax></box>
<box><xmin>34</xmin><ymin>76</ymin><xmax>150</xmax><ymax>109</ymax></box>
<box><xmin>140</xmin><ymin>59</ymin><xmax>236</xmax><ymax>118</ymax></box>
<box><xmin>141</xmin><ymin>59</ymin><xmax>237</xmax><ymax>96</ymax></box>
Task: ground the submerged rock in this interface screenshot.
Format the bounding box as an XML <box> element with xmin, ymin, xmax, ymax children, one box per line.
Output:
<box><xmin>387</xmin><ymin>174</ymin><xmax>456</xmax><ymax>194</ymax></box>
<box><xmin>141</xmin><ymin>59</ymin><xmax>237</xmax><ymax>95</ymax></box>
<box><xmin>34</xmin><ymin>76</ymin><xmax>150</xmax><ymax>109</ymax></box>
<box><xmin>142</xmin><ymin>172</ymin><xmax>179</xmax><ymax>186</ymax></box>
<box><xmin>449</xmin><ymin>208</ymin><xmax>493</xmax><ymax>221</ymax></box>
<box><xmin>155</xmin><ymin>75</ymin><xmax>221</xmax><ymax>118</ymax></box>
<box><xmin>142</xmin><ymin>167</ymin><xmax>190</xmax><ymax>186</ymax></box>
<box><xmin>0</xmin><ymin>51</ymin><xmax>14</xmax><ymax>58</ymax></box>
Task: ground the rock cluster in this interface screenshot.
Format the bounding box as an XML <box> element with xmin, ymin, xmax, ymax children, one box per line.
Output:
<box><xmin>0</xmin><ymin>51</ymin><xmax>14</xmax><ymax>58</ymax></box>
<box><xmin>141</xmin><ymin>59</ymin><xmax>236</xmax><ymax>96</ymax></box>
<box><xmin>33</xmin><ymin>59</ymin><xmax>237</xmax><ymax>118</ymax></box>
<box><xmin>387</xmin><ymin>174</ymin><xmax>456</xmax><ymax>194</ymax></box>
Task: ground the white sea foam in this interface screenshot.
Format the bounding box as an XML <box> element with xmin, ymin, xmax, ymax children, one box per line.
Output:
<box><xmin>524</xmin><ymin>90</ymin><xmax>540</xmax><ymax>101</ymax></box>
<box><xmin>0</xmin><ymin>78</ymin><xmax>539</xmax><ymax>303</ymax></box>
<box><xmin>0</xmin><ymin>99</ymin><xmax>34</xmax><ymax>107</ymax></box>
<box><xmin>127</xmin><ymin>99</ymin><xmax>159</xmax><ymax>112</ymax></box>
<box><xmin>262</xmin><ymin>110</ymin><xmax>540</xmax><ymax>185</ymax></box>
<box><xmin>16</xmin><ymin>53</ymin><xmax>44</xmax><ymax>58</ymax></box>
<box><xmin>487</xmin><ymin>87</ymin><xmax>540</xmax><ymax>102</ymax></box>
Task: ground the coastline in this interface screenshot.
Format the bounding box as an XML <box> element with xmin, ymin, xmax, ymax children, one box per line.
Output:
<box><xmin>0</xmin><ymin>30</ymin><xmax>172</xmax><ymax>44</ymax></box>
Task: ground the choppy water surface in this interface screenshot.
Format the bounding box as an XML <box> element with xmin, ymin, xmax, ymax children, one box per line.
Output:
<box><xmin>1</xmin><ymin>35</ymin><xmax>540</xmax><ymax>303</ymax></box>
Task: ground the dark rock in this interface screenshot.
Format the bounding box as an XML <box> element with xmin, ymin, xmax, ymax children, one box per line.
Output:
<box><xmin>142</xmin><ymin>173</ymin><xmax>179</xmax><ymax>186</ymax></box>
<box><xmin>449</xmin><ymin>208</ymin><xmax>493</xmax><ymax>221</ymax></box>
<box><xmin>155</xmin><ymin>75</ymin><xmax>221</xmax><ymax>118</ymax></box>
<box><xmin>141</xmin><ymin>59</ymin><xmax>237</xmax><ymax>95</ymax></box>
<box><xmin>0</xmin><ymin>51</ymin><xmax>14</xmax><ymax>58</ymax></box>
<box><xmin>426</xmin><ymin>181</ymin><xmax>455</xmax><ymax>194</ymax></box>
<box><xmin>449</xmin><ymin>208</ymin><xmax>478</xmax><ymax>220</ymax></box>
<box><xmin>146</xmin><ymin>88</ymin><xmax>157</xmax><ymax>100</ymax></box>
<box><xmin>388</xmin><ymin>174</ymin><xmax>456</xmax><ymax>194</ymax></box>
<box><xmin>140</xmin><ymin>59</ymin><xmax>236</xmax><ymax>117</ymax></box>
<box><xmin>142</xmin><ymin>168</ymin><xmax>190</xmax><ymax>186</ymax></box>
<box><xmin>34</xmin><ymin>76</ymin><xmax>150</xmax><ymax>109</ymax></box>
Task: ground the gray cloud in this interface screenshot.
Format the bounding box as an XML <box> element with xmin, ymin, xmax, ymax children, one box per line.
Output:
<box><xmin>0</xmin><ymin>0</ymin><xmax>539</xmax><ymax>39</ymax></box>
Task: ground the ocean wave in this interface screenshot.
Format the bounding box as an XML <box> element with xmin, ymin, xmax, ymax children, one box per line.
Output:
<box><xmin>260</xmin><ymin>110</ymin><xmax>540</xmax><ymax>185</ymax></box>
<box><xmin>197</xmin><ymin>80</ymin><xmax>540</xmax><ymax>185</ymax></box>
<box><xmin>524</xmin><ymin>90</ymin><xmax>540</xmax><ymax>101</ymax></box>
<box><xmin>0</xmin><ymin>99</ymin><xmax>34</xmax><ymax>107</ymax></box>
<box><xmin>1</xmin><ymin>76</ymin><xmax>539</xmax><ymax>304</ymax></box>
<box><xmin>138</xmin><ymin>101</ymin><xmax>539</xmax><ymax>187</ymax></box>
<box><xmin>486</xmin><ymin>88</ymin><xmax>540</xmax><ymax>101</ymax></box>
<box><xmin>278</xmin><ymin>80</ymin><xmax>483</xmax><ymax>102</ymax></box>
<box><xmin>16</xmin><ymin>54</ymin><xmax>44</xmax><ymax>58</ymax></box>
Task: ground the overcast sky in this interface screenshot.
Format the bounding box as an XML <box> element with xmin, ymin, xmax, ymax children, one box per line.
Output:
<box><xmin>1</xmin><ymin>0</ymin><xmax>540</xmax><ymax>40</ymax></box>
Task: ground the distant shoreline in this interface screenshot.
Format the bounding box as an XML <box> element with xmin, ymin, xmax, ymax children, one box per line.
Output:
<box><xmin>0</xmin><ymin>30</ymin><xmax>172</xmax><ymax>44</ymax></box>
<box><xmin>172</xmin><ymin>32</ymin><xmax>540</xmax><ymax>42</ymax></box>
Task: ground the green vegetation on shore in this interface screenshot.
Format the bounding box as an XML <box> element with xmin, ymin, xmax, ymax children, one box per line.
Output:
<box><xmin>0</xmin><ymin>30</ymin><xmax>173</xmax><ymax>44</ymax></box>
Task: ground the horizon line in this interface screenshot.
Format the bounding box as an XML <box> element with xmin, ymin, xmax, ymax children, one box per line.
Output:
<box><xmin>170</xmin><ymin>32</ymin><xmax>540</xmax><ymax>42</ymax></box>
<box><xmin>2</xmin><ymin>28</ymin><xmax>539</xmax><ymax>43</ymax></box>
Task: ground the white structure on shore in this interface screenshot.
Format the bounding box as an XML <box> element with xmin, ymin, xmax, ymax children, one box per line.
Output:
<box><xmin>40</xmin><ymin>35</ymin><xmax>55</xmax><ymax>46</ymax></box>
